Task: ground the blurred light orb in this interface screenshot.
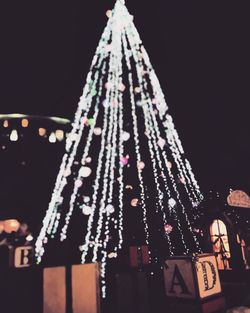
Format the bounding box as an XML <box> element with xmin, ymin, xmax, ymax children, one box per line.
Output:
<box><xmin>83</xmin><ymin>196</ymin><xmax>91</xmax><ymax>203</ymax></box>
<box><xmin>4</xmin><ymin>219</ymin><xmax>20</xmax><ymax>233</ymax></box>
<box><xmin>106</xmin><ymin>10</ymin><xmax>112</xmax><ymax>18</ymax></box>
<box><xmin>137</xmin><ymin>161</ymin><xmax>145</xmax><ymax>170</ymax></box>
<box><xmin>85</xmin><ymin>157</ymin><xmax>92</xmax><ymax>164</ymax></box>
<box><xmin>157</xmin><ymin>137</ymin><xmax>166</xmax><ymax>149</ymax></box>
<box><xmin>108</xmin><ymin>252</ymin><xmax>117</xmax><ymax>259</ymax></box>
<box><xmin>125</xmin><ymin>185</ymin><xmax>133</xmax><ymax>190</ymax></box>
<box><xmin>166</xmin><ymin>161</ymin><xmax>172</xmax><ymax>169</ymax></box>
<box><xmin>118</xmin><ymin>83</ymin><xmax>126</xmax><ymax>92</ymax></box>
<box><xmin>164</xmin><ymin>224</ymin><xmax>173</xmax><ymax>234</ymax></box>
<box><xmin>106</xmin><ymin>204</ymin><xmax>115</xmax><ymax>214</ymax></box>
<box><xmin>131</xmin><ymin>198</ymin><xmax>139</xmax><ymax>207</ymax></box>
<box><xmin>63</xmin><ymin>168</ymin><xmax>71</xmax><ymax>177</ymax></box>
<box><xmin>82</xmin><ymin>205</ymin><xmax>92</xmax><ymax>216</ymax></box>
<box><xmin>168</xmin><ymin>198</ymin><xmax>176</xmax><ymax>208</ymax></box>
<box><xmin>134</xmin><ymin>87</ymin><xmax>141</xmax><ymax>94</ymax></box>
<box><xmin>121</xmin><ymin>131</ymin><xmax>130</xmax><ymax>141</ymax></box>
<box><xmin>105</xmin><ymin>82</ymin><xmax>113</xmax><ymax>89</ymax></box>
<box><xmin>75</xmin><ymin>179</ymin><xmax>83</xmax><ymax>188</ymax></box>
<box><xmin>79</xmin><ymin>166</ymin><xmax>92</xmax><ymax>178</ymax></box>
<box><xmin>94</xmin><ymin>127</ymin><xmax>102</xmax><ymax>136</ymax></box>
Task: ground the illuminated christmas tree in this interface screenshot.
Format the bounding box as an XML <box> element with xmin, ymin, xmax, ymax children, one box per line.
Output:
<box><xmin>36</xmin><ymin>0</ymin><xmax>203</xmax><ymax>290</ymax></box>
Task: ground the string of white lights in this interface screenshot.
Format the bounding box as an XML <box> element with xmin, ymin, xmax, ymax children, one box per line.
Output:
<box><xmin>122</xmin><ymin>29</ymin><xmax>150</xmax><ymax>244</ymax></box>
<box><xmin>129</xmin><ymin>18</ymin><xmax>202</xmax><ymax>203</ymax></box>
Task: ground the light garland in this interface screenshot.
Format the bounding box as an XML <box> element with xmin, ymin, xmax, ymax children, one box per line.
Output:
<box><xmin>36</xmin><ymin>0</ymin><xmax>203</xmax><ymax>291</ymax></box>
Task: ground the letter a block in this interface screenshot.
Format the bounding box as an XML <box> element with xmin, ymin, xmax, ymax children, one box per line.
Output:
<box><xmin>164</xmin><ymin>254</ymin><xmax>222</xmax><ymax>300</ymax></box>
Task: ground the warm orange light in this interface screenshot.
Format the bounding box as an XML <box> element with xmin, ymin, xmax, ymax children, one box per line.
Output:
<box><xmin>4</xmin><ymin>219</ymin><xmax>20</xmax><ymax>233</ymax></box>
<box><xmin>21</xmin><ymin>119</ymin><xmax>29</xmax><ymax>127</ymax></box>
<box><xmin>38</xmin><ymin>128</ymin><xmax>46</xmax><ymax>136</ymax></box>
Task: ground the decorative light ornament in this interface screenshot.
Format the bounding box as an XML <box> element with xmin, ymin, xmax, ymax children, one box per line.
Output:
<box><xmin>94</xmin><ymin>127</ymin><xmax>102</xmax><ymax>136</ymax></box>
<box><xmin>82</xmin><ymin>205</ymin><xmax>93</xmax><ymax>216</ymax></box>
<box><xmin>79</xmin><ymin>166</ymin><xmax>92</xmax><ymax>177</ymax></box>
<box><xmin>49</xmin><ymin>132</ymin><xmax>56</xmax><ymax>143</ymax></box>
<box><xmin>118</xmin><ymin>83</ymin><xmax>126</xmax><ymax>92</ymax></box>
<box><xmin>63</xmin><ymin>168</ymin><xmax>71</xmax><ymax>177</ymax></box>
<box><xmin>10</xmin><ymin>129</ymin><xmax>18</xmax><ymax>142</ymax></box>
<box><xmin>134</xmin><ymin>87</ymin><xmax>141</xmax><ymax>93</ymax></box>
<box><xmin>21</xmin><ymin>119</ymin><xmax>29</xmax><ymax>127</ymax></box>
<box><xmin>3</xmin><ymin>120</ymin><xmax>8</xmax><ymax>128</ymax></box>
<box><xmin>55</xmin><ymin>130</ymin><xmax>64</xmax><ymax>141</ymax></box>
<box><xmin>75</xmin><ymin>179</ymin><xmax>83</xmax><ymax>188</ymax></box>
<box><xmin>38</xmin><ymin>128</ymin><xmax>46</xmax><ymax>137</ymax></box>
<box><xmin>125</xmin><ymin>185</ymin><xmax>133</xmax><ymax>190</ymax></box>
<box><xmin>106</xmin><ymin>10</ymin><xmax>112</xmax><ymax>18</ymax></box>
<box><xmin>164</xmin><ymin>224</ymin><xmax>173</xmax><ymax>234</ymax></box>
<box><xmin>157</xmin><ymin>137</ymin><xmax>166</xmax><ymax>149</ymax></box>
<box><xmin>108</xmin><ymin>252</ymin><xmax>117</xmax><ymax>259</ymax></box>
<box><xmin>120</xmin><ymin>155</ymin><xmax>129</xmax><ymax>166</ymax></box>
<box><xmin>168</xmin><ymin>198</ymin><xmax>176</xmax><ymax>208</ymax></box>
<box><xmin>137</xmin><ymin>161</ymin><xmax>145</xmax><ymax>170</ymax></box>
<box><xmin>121</xmin><ymin>131</ymin><xmax>130</xmax><ymax>141</ymax></box>
<box><xmin>131</xmin><ymin>198</ymin><xmax>139</xmax><ymax>207</ymax></box>
<box><xmin>106</xmin><ymin>204</ymin><xmax>115</xmax><ymax>214</ymax></box>
<box><xmin>86</xmin><ymin>157</ymin><xmax>92</xmax><ymax>164</ymax></box>
<box><xmin>166</xmin><ymin>161</ymin><xmax>172</xmax><ymax>169</ymax></box>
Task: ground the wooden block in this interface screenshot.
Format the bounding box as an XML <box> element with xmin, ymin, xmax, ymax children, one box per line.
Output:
<box><xmin>43</xmin><ymin>266</ymin><xmax>66</xmax><ymax>313</ymax></box>
<box><xmin>164</xmin><ymin>254</ymin><xmax>222</xmax><ymax>301</ymax></box>
<box><xmin>71</xmin><ymin>263</ymin><xmax>100</xmax><ymax>313</ymax></box>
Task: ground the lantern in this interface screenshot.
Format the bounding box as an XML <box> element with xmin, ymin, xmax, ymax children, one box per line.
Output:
<box><xmin>4</xmin><ymin>219</ymin><xmax>20</xmax><ymax>233</ymax></box>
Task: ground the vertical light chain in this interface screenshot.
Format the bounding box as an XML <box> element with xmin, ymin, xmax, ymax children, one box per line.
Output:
<box><xmin>122</xmin><ymin>31</ymin><xmax>149</xmax><ymax>244</ymax></box>
<box><xmin>124</xmin><ymin>28</ymin><xmax>174</xmax><ymax>254</ymax></box>
<box><xmin>129</xmin><ymin>18</ymin><xmax>202</xmax><ymax>202</ymax></box>
<box><xmin>81</xmin><ymin>37</ymin><xmax>116</xmax><ymax>264</ymax></box>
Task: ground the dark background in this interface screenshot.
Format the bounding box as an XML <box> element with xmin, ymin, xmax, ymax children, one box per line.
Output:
<box><xmin>0</xmin><ymin>0</ymin><xmax>249</xmax><ymax>194</ymax></box>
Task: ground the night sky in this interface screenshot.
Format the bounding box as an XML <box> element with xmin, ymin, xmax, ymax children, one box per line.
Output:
<box><xmin>1</xmin><ymin>0</ymin><xmax>250</xmax><ymax>194</ymax></box>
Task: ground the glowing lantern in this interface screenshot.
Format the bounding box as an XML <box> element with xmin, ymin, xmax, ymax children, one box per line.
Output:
<box><xmin>49</xmin><ymin>132</ymin><xmax>56</xmax><ymax>143</ymax></box>
<box><xmin>10</xmin><ymin>129</ymin><xmax>18</xmax><ymax>142</ymax></box>
<box><xmin>38</xmin><ymin>128</ymin><xmax>46</xmax><ymax>137</ymax></box>
<box><xmin>4</xmin><ymin>219</ymin><xmax>20</xmax><ymax>233</ymax></box>
<box><xmin>21</xmin><ymin>119</ymin><xmax>29</xmax><ymax>127</ymax></box>
<box><xmin>3</xmin><ymin>120</ymin><xmax>8</xmax><ymax>128</ymax></box>
<box><xmin>55</xmin><ymin>130</ymin><xmax>64</xmax><ymax>141</ymax></box>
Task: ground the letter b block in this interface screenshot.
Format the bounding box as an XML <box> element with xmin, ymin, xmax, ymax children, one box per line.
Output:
<box><xmin>164</xmin><ymin>254</ymin><xmax>222</xmax><ymax>300</ymax></box>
